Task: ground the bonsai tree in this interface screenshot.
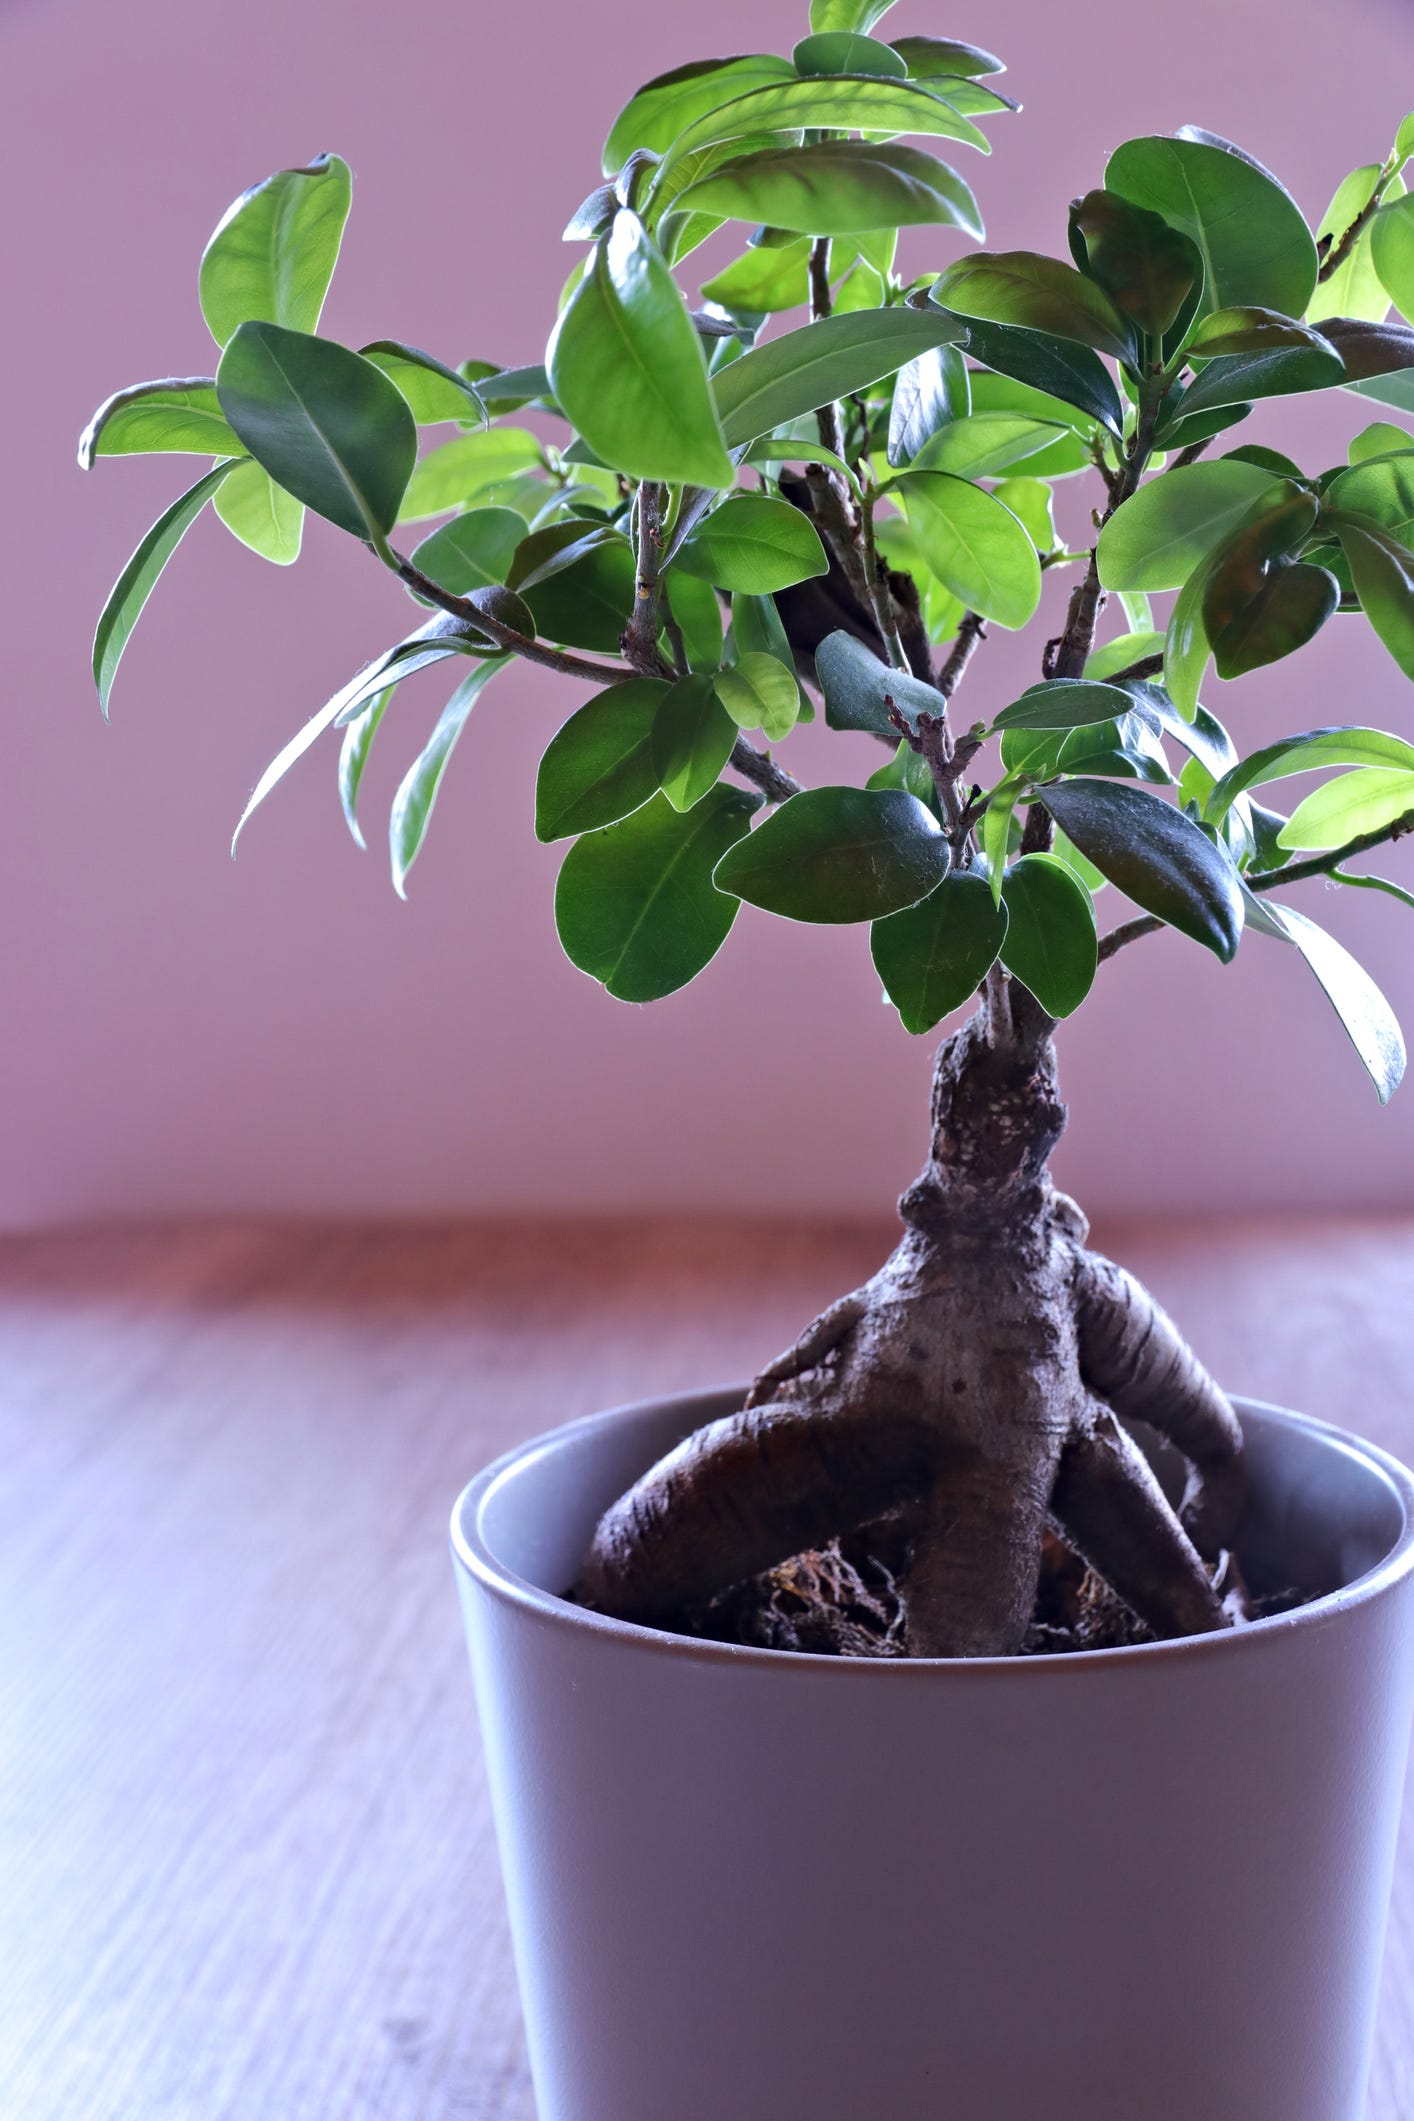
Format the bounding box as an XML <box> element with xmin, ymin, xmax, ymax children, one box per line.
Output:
<box><xmin>81</xmin><ymin>3</ymin><xmax>1414</xmax><ymax>1657</ymax></box>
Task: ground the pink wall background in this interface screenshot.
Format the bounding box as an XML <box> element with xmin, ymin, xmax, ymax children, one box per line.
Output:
<box><xmin>3</xmin><ymin>0</ymin><xmax>1414</xmax><ymax>1227</ymax></box>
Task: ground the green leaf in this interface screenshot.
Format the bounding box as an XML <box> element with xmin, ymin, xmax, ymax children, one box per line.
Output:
<box><xmin>1311</xmin><ymin>167</ymin><xmax>1402</xmax><ymax>324</ymax></box>
<box><xmin>1039</xmin><ymin>778</ymin><xmax>1244</xmax><ymax>960</ymax></box>
<box><xmin>1173</xmin><ymin>335</ymin><xmax>1344</xmax><ymax>423</ymax></box>
<box><xmin>1207</xmin><ymin>725</ymin><xmax>1414</xmax><ymax>823</ymax></box>
<box><xmin>1068</xmin><ymin>189</ymin><xmax>1202</xmax><ymax>337</ymax></box>
<box><xmin>398</xmin><ymin>429</ymin><xmax>542</xmax><ymax>522</ymax></box>
<box><xmin>213</xmin><ymin>457</ymin><xmax>304</xmax><ymax>564</ymax></box>
<box><xmin>1097</xmin><ymin>460</ymin><xmax>1283</xmax><ymax>590</ymax></box>
<box><xmin>1327</xmin><ymin>452</ymin><xmax>1414</xmax><ymax>547</ymax></box>
<box><xmin>1085</xmin><ymin>628</ymin><xmax>1165</xmax><ymax>680</ymax></box>
<box><xmin>1049</xmin><ymin>827</ymin><xmax>1108</xmax><ymax>895</ymax></box>
<box><xmin>792</xmin><ymin>31</ymin><xmax>908</xmax><ymax>77</ymax></box>
<box><xmin>676</xmin><ymin>141</ymin><xmax>984</xmax><ymax>239</ymax></box>
<box><xmin>815</xmin><ymin>629</ymin><xmax>942</xmax><ymax>737</ymax></box>
<box><xmin>992</xmin><ymin>679</ymin><xmax>1141</xmax><ymax>731</ymax></box>
<box><xmin>1252</xmin><ymin>899</ymin><xmax>1405</xmax><ymax>1101</ymax></box>
<box><xmin>1336</xmin><ymin>517</ymin><xmax>1414</xmax><ymax>678</ymax></box>
<box><xmin>713</xmin><ymin>652</ymin><xmax>799</xmax><ymax>740</ymax></box>
<box><xmin>934</xmin><ymin>308</ymin><xmax>1124</xmax><ymax>436</ymax></box>
<box><xmin>890</xmin><ymin>34</ymin><xmax>1004</xmax><ymax>77</ymax></box>
<box><xmin>1278</xmin><ymin>766</ymin><xmax>1414</xmax><ymax>850</ymax></box>
<box><xmin>337</xmin><ymin>683</ymin><xmax>394</xmax><ymax>850</ymax></box>
<box><xmin>713</xmin><ymin>305</ymin><xmax>967</xmax><ymax>447</ymax></box>
<box><xmin>359</xmin><ymin>341</ymin><xmax>487</xmax><ymax>424</ymax></box>
<box><xmin>731</xmin><ymin>591</ymin><xmax>808</xmax><ymax>713</ymax></box>
<box><xmin>79</xmin><ymin>378</ymin><xmax>241</xmax><ymax>465</ymax></box>
<box><xmin>1349</xmin><ymin>422</ymin><xmax>1413</xmax><ymax>465</ymax></box>
<box><xmin>516</xmin><ymin>527</ymin><xmax>637</xmax><ymax>653</ymax></box>
<box><xmin>871</xmin><ymin>870</ymin><xmax>1007</xmax><ymax>1031</ymax></box>
<box><xmin>713</xmin><ymin>785</ymin><xmax>949</xmax><ymax>922</ymax></box>
<box><xmin>933</xmin><ymin>251</ymin><xmax>1137</xmax><ymax>365</ymax></box>
<box><xmin>999</xmin><ymin>852</ymin><xmax>1097</xmax><ymax>1016</ymax></box>
<box><xmin>651</xmin><ymin>672</ymin><xmax>738</xmax><ymax>810</ymax></box>
<box><xmin>676</xmin><ymin>493</ymin><xmax>828</xmax><ymax>593</ymax></box>
<box><xmin>92</xmin><ymin>460</ymin><xmax>240</xmax><ymax>715</ymax></box>
<box><xmin>1163</xmin><ymin>556</ymin><xmax>1213</xmax><ymax>721</ymax></box>
<box><xmin>892</xmin><ymin>472</ymin><xmax>1042</xmax><ymax>626</ymax></box>
<box><xmin>1186</xmin><ymin>306</ymin><xmax>1326</xmax><ymax>358</ymax></box>
<box><xmin>547</xmin><ymin>210</ymin><xmax>732</xmax><ymax>489</ymax></box>
<box><xmin>410</xmin><ymin>506</ymin><xmax>525</xmax><ymax>596</ymax></box>
<box><xmin>912</xmin><ymin>411</ymin><xmax>1064</xmax><ymax>480</ymax></box>
<box><xmin>888</xmin><ymin>343</ymin><xmax>969</xmax><ymax>466</ymax></box>
<box><xmin>1373</xmin><ymin>194</ymin><xmax>1414</xmax><ymax>323</ymax></box>
<box><xmin>666</xmin><ymin>571</ymin><xmax>726</xmax><ymax>670</ymax></box>
<box><xmin>535</xmin><ymin>680</ymin><xmax>668</xmax><ymax>841</ymax></box>
<box><xmin>1105</xmin><ymin>135</ymin><xmax>1318</xmax><ymax>319</ymax></box>
<box><xmin>810</xmin><ymin>0</ymin><xmax>898</xmax><ymax>32</ymax></box>
<box><xmin>389</xmin><ymin>658</ymin><xmax>508</xmax><ymax>895</ymax></box>
<box><xmin>991</xmin><ymin>476</ymin><xmax>1055</xmax><ymax>551</ymax></box>
<box><xmin>216</xmin><ymin>322</ymin><xmax>415</xmax><ymax>543</ymax></box>
<box><xmin>980</xmin><ymin>781</ymin><xmax>1021</xmax><ymax>898</ymax></box>
<box><xmin>660</xmin><ymin>74</ymin><xmax>990</xmax><ymax>175</ymax></box>
<box><xmin>700</xmin><ymin>236</ymin><xmax>813</xmax><ymax>314</ymax></box>
<box><xmin>199</xmin><ymin>153</ymin><xmax>351</xmax><ymax>349</ymax></box>
<box><xmin>602</xmin><ymin>56</ymin><xmax>796</xmax><ymax>176</ymax></box>
<box><xmin>556</xmin><ymin>785</ymin><xmax>760</xmax><ymax>1000</ymax></box>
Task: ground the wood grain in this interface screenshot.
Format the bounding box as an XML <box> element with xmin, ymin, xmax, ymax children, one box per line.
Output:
<box><xmin>2</xmin><ymin>1214</ymin><xmax>1412</xmax><ymax>2119</ymax></box>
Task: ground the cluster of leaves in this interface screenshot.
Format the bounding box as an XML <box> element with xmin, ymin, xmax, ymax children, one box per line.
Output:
<box><xmin>81</xmin><ymin>1</ymin><xmax>1414</xmax><ymax>1101</ymax></box>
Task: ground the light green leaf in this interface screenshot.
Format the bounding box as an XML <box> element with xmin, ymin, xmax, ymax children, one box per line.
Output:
<box><xmin>1207</xmin><ymin>726</ymin><xmax>1414</xmax><ymax>822</ymax></box>
<box><xmin>1310</xmin><ymin>167</ymin><xmax>1403</xmax><ymax>324</ymax></box>
<box><xmin>731</xmin><ymin>591</ymin><xmax>809</xmax><ymax>714</ymax></box>
<box><xmin>676</xmin><ymin>493</ymin><xmax>828</xmax><ymax>593</ymax></box>
<box><xmin>833</xmin><ymin>257</ymin><xmax>886</xmax><ymax>314</ymax></box>
<box><xmin>359</xmin><ymin>341</ymin><xmax>488</xmax><ymax>425</ymax></box>
<box><xmin>999</xmin><ymin>852</ymin><xmax>1097</xmax><ymax>1015</ymax></box>
<box><xmin>713</xmin><ymin>305</ymin><xmax>967</xmax><ymax>447</ymax></box>
<box><xmin>676</xmin><ymin>140</ymin><xmax>983</xmax><ymax>239</ymax></box>
<box><xmin>1105</xmin><ymin>134</ymin><xmax>1318</xmax><ymax>318</ymax></box>
<box><xmin>390</xmin><ymin>657</ymin><xmax>509</xmax><ymax>895</ymax></box>
<box><xmin>337</xmin><ymin>684</ymin><xmax>394</xmax><ymax>850</ymax></box>
<box><xmin>980</xmin><ymin>780</ymin><xmax>1021</xmax><ymax>899</ymax></box>
<box><xmin>199</xmin><ymin>153</ymin><xmax>351</xmax><ymax>348</ymax></box>
<box><xmin>871</xmin><ymin>870</ymin><xmax>1008</xmax><ymax>1031</ymax></box>
<box><xmin>535</xmin><ymin>680</ymin><xmax>668</xmax><ymax>841</ymax></box>
<box><xmin>934</xmin><ymin>250</ymin><xmax>1136</xmax><ymax>364</ymax></box>
<box><xmin>216</xmin><ymin>322</ymin><xmax>416</xmax><ymax>542</ymax></box>
<box><xmin>409</xmin><ymin>506</ymin><xmax>526</xmax><ymax>596</ymax></box>
<box><xmin>1336</xmin><ymin>517</ymin><xmax>1414</xmax><ymax>678</ymax></box>
<box><xmin>397</xmin><ymin>428</ymin><xmax>542</xmax><ymax>522</ymax></box>
<box><xmin>810</xmin><ymin>0</ymin><xmax>899</xmax><ymax>32</ymax></box>
<box><xmin>713</xmin><ymin>652</ymin><xmax>799</xmax><ymax>740</ymax></box>
<box><xmin>1164</xmin><ymin>556</ymin><xmax>1213</xmax><ymax>721</ymax></box>
<box><xmin>213</xmin><ymin>457</ymin><xmax>304</xmax><ymax>564</ymax></box>
<box><xmin>651</xmin><ymin>672</ymin><xmax>738</xmax><ymax>810</ymax></box>
<box><xmin>665</xmin><ymin>571</ymin><xmax>725</xmax><ymax>670</ymax></box>
<box><xmin>1328</xmin><ymin>451</ymin><xmax>1414</xmax><ymax>547</ymax></box>
<box><xmin>1252</xmin><ymin>898</ymin><xmax>1405</xmax><ymax>1101</ymax></box>
<box><xmin>1373</xmin><ymin>194</ymin><xmax>1414</xmax><ymax>323</ymax></box>
<box><xmin>913</xmin><ymin>411</ymin><xmax>1064</xmax><ymax>480</ymax></box>
<box><xmin>92</xmin><ymin>460</ymin><xmax>240</xmax><ymax>715</ymax></box>
<box><xmin>660</xmin><ymin>73</ymin><xmax>989</xmax><ymax>178</ymax></box>
<box><xmin>700</xmin><ymin>236</ymin><xmax>813</xmax><ymax>314</ymax></box>
<box><xmin>892</xmin><ymin>471</ymin><xmax>1042</xmax><ymax>626</ymax></box>
<box><xmin>1097</xmin><ymin>460</ymin><xmax>1283</xmax><ymax>590</ymax></box>
<box><xmin>713</xmin><ymin>785</ymin><xmax>949</xmax><ymax>922</ymax></box>
<box><xmin>1085</xmin><ymin>628</ymin><xmax>1165</xmax><ymax>680</ymax></box>
<box><xmin>602</xmin><ymin>55</ymin><xmax>796</xmax><ymax>177</ymax></box>
<box><xmin>991</xmin><ymin>477</ymin><xmax>1055</xmax><ymax>551</ymax></box>
<box><xmin>1278</xmin><ymin>766</ymin><xmax>1414</xmax><ymax>850</ymax></box>
<box><xmin>1349</xmin><ymin>421</ymin><xmax>1413</xmax><ymax>465</ymax></box>
<box><xmin>556</xmin><ymin>785</ymin><xmax>760</xmax><ymax>1000</ymax></box>
<box><xmin>79</xmin><ymin>378</ymin><xmax>242</xmax><ymax>466</ymax></box>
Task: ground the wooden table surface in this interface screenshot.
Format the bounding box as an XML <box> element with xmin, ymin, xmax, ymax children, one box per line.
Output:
<box><xmin>3</xmin><ymin>1213</ymin><xmax>1413</xmax><ymax>2120</ymax></box>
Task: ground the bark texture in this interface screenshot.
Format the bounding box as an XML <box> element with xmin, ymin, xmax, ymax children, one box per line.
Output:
<box><xmin>578</xmin><ymin>996</ymin><xmax>1247</xmax><ymax>1658</ymax></box>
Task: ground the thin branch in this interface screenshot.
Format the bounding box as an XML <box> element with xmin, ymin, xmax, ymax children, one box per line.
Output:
<box><xmin>1107</xmin><ymin>651</ymin><xmax>1165</xmax><ymax>684</ymax></box>
<box><xmin>730</xmin><ymin>734</ymin><xmax>802</xmax><ymax>806</ymax></box>
<box><xmin>391</xmin><ymin>551</ymin><xmax>630</xmax><ymax>687</ymax></box>
<box><xmin>936</xmin><ymin>611</ymin><xmax>987</xmax><ymax>700</ymax></box>
<box><xmin>860</xmin><ymin>487</ymin><xmax>908</xmax><ymax>671</ymax></box>
<box><xmin>624</xmin><ymin>481</ymin><xmax>672</xmax><ymax>676</ymax></box>
<box><xmin>808</xmin><ymin>237</ymin><xmax>853</xmax><ymax>481</ymax></box>
<box><xmin>1173</xmin><ymin>435</ymin><xmax>1214</xmax><ymax>470</ymax></box>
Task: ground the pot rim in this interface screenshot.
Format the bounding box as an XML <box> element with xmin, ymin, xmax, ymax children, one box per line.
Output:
<box><xmin>451</xmin><ymin>1385</ymin><xmax>1414</xmax><ymax>1676</ymax></box>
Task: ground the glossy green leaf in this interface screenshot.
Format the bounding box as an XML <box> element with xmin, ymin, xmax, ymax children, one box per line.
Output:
<box><xmin>1068</xmin><ymin>189</ymin><xmax>1202</xmax><ymax>337</ymax></box>
<box><xmin>980</xmin><ymin>781</ymin><xmax>1021</xmax><ymax>898</ymax></box>
<box><xmin>1097</xmin><ymin>460</ymin><xmax>1283</xmax><ymax>590</ymax></box>
<box><xmin>1039</xmin><ymin>778</ymin><xmax>1243</xmax><ymax>960</ymax></box>
<box><xmin>1175</xmin><ymin>336</ymin><xmax>1344</xmax><ymax>422</ymax></box>
<box><xmin>1373</xmin><ymin>194</ymin><xmax>1414</xmax><ymax>323</ymax></box>
<box><xmin>213</xmin><ymin>458</ymin><xmax>304</xmax><ymax>564</ymax></box>
<box><xmin>548</xmin><ymin>210</ymin><xmax>732</xmax><ymax>489</ymax></box>
<box><xmin>713</xmin><ymin>652</ymin><xmax>799</xmax><ymax>740</ymax></box>
<box><xmin>992</xmin><ymin>679</ymin><xmax>1140</xmax><ymax>731</ymax></box>
<box><xmin>516</xmin><ymin>528</ymin><xmax>637</xmax><ymax>652</ymax></box>
<box><xmin>337</xmin><ymin>683</ymin><xmax>394</xmax><ymax>850</ymax></box>
<box><xmin>410</xmin><ymin>506</ymin><xmax>526</xmax><ymax>596</ymax></box>
<box><xmin>888</xmin><ymin>342</ymin><xmax>970</xmax><ymax>466</ymax></box>
<box><xmin>1253</xmin><ymin>899</ymin><xmax>1406</xmax><ymax>1100</ymax></box>
<box><xmin>1206</xmin><ymin>726</ymin><xmax>1414</xmax><ymax>824</ymax></box>
<box><xmin>1105</xmin><ymin>135</ymin><xmax>1318</xmax><ymax>318</ymax></box>
<box><xmin>1187</xmin><ymin>306</ymin><xmax>1329</xmax><ymax>358</ymax></box>
<box><xmin>1311</xmin><ymin>167</ymin><xmax>1401</xmax><ymax>324</ymax></box>
<box><xmin>1196</xmin><ymin>492</ymin><xmax>1333</xmax><ymax>679</ymax></box>
<box><xmin>871</xmin><ymin>870</ymin><xmax>1007</xmax><ymax>1031</ymax></box>
<box><xmin>713</xmin><ymin>305</ymin><xmax>967</xmax><ymax>447</ymax></box>
<box><xmin>217</xmin><ymin>322</ymin><xmax>415</xmax><ymax>542</ymax></box>
<box><xmin>601</xmin><ymin>55</ymin><xmax>795</xmax><ymax>176</ymax></box>
<box><xmin>662</xmin><ymin>74</ymin><xmax>989</xmax><ymax>175</ymax></box>
<box><xmin>815</xmin><ymin>628</ymin><xmax>941</xmax><ymax>737</ymax></box>
<box><xmin>912</xmin><ymin>411</ymin><xmax>1063</xmax><ymax>480</ymax></box>
<box><xmin>556</xmin><ymin>785</ymin><xmax>760</xmax><ymax>1000</ymax></box>
<box><xmin>391</xmin><ymin>657</ymin><xmax>509</xmax><ymax>895</ymax></box>
<box><xmin>676</xmin><ymin>142</ymin><xmax>984</xmax><ymax>239</ymax></box>
<box><xmin>360</xmin><ymin>341</ymin><xmax>487</xmax><ymax>424</ymax></box>
<box><xmin>535</xmin><ymin>680</ymin><xmax>668</xmax><ymax>841</ymax></box>
<box><xmin>199</xmin><ymin>153</ymin><xmax>351</xmax><ymax>348</ymax></box>
<box><xmin>713</xmin><ymin>785</ymin><xmax>948</xmax><ymax>922</ymax></box>
<box><xmin>651</xmin><ymin>672</ymin><xmax>738</xmax><ymax>810</ymax></box>
<box><xmin>934</xmin><ymin>250</ymin><xmax>1137</xmax><ymax>364</ymax></box>
<box><xmin>999</xmin><ymin>852</ymin><xmax>1097</xmax><ymax>1015</ymax></box>
<box><xmin>1337</xmin><ymin>517</ymin><xmax>1414</xmax><ymax>678</ymax></box>
<box><xmin>889</xmin><ymin>34</ymin><xmax>1005</xmax><ymax>78</ymax></box>
<box><xmin>792</xmin><ymin>31</ymin><xmax>907</xmax><ymax>77</ymax></box>
<box><xmin>91</xmin><ymin>460</ymin><xmax>240</xmax><ymax>714</ymax></box>
<box><xmin>397</xmin><ymin>429</ymin><xmax>542</xmax><ymax>522</ymax></box>
<box><xmin>809</xmin><ymin>0</ymin><xmax>898</xmax><ymax>32</ymax></box>
<box><xmin>1328</xmin><ymin>452</ymin><xmax>1414</xmax><ymax>547</ymax></box>
<box><xmin>935</xmin><ymin>310</ymin><xmax>1124</xmax><ymax>437</ymax></box>
<box><xmin>700</xmin><ymin>236</ymin><xmax>813</xmax><ymax>314</ymax></box>
<box><xmin>1278</xmin><ymin>766</ymin><xmax>1414</xmax><ymax>850</ymax></box>
<box><xmin>79</xmin><ymin>378</ymin><xmax>241</xmax><ymax>465</ymax></box>
<box><xmin>731</xmin><ymin>591</ymin><xmax>809</xmax><ymax>713</ymax></box>
<box><xmin>893</xmin><ymin>472</ymin><xmax>1042</xmax><ymax>626</ymax></box>
<box><xmin>676</xmin><ymin>494</ymin><xmax>828</xmax><ymax>593</ymax></box>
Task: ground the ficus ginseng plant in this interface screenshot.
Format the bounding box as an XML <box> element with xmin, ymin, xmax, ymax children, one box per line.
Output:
<box><xmin>81</xmin><ymin>3</ymin><xmax>1414</xmax><ymax>1656</ymax></box>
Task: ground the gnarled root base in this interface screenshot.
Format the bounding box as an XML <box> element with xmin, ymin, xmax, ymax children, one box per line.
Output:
<box><xmin>576</xmin><ymin>1010</ymin><xmax>1252</xmax><ymax>1660</ymax></box>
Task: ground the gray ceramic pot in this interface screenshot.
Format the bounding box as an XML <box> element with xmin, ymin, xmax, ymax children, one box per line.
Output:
<box><xmin>452</xmin><ymin>1387</ymin><xmax>1414</xmax><ymax>2121</ymax></box>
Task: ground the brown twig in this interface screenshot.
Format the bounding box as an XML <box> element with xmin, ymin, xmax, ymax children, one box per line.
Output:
<box><xmin>936</xmin><ymin>611</ymin><xmax>988</xmax><ymax>700</ymax></box>
<box><xmin>391</xmin><ymin>552</ymin><xmax>630</xmax><ymax>687</ymax></box>
<box><xmin>729</xmin><ymin>735</ymin><xmax>802</xmax><ymax>806</ymax></box>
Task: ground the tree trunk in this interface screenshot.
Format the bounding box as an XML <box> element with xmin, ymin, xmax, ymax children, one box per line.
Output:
<box><xmin>578</xmin><ymin>986</ymin><xmax>1245</xmax><ymax>1658</ymax></box>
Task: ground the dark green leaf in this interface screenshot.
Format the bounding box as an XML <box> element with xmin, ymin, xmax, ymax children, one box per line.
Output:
<box><xmin>713</xmin><ymin>785</ymin><xmax>949</xmax><ymax>922</ymax></box>
<box><xmin>337</xmin><ymin>683</ymin><xmax>394</xmax><ymax>850</ymax></box>
<box><xmin>1187</xmin><ymin>306</ymin><xmax>1331</xmax><ymax>358</ymax></box>
<box><xmin>871</xmin><ymin>870</ymin><xmax>1007</xmax><ymax>1030</ymax></box>
<box><xmin>931</xmin><ymin>306</ymin><xmax>1124</xmax><ymax>435</ymax></box>
<box><xmin>992</xmin><ymin>678</ymin><xmax>1140</xmax><ymax>730</ymax></box>
<box><xmin>1105</xmin><ymin>135</ymin><xmax>1318</xmax><ymax>318</ymax></box>
<box><xmin>92</xmin><ymin>461</ymin><xmax>240</xmax><ymax>714</ymax></box>
<box><xmin>934</xmin><ymin>250</ymin><xmax>1137</xmax><ymax>365</ymax></box>
<box><xmin>792</xmin><ymin>31</ymin><xmax>908</xmax><ymax>77</ymax></box>
<box><xmin>391</xmin><ymin>657</ymin><xmax>509</xmax><ymax>895</ymax></box>
<box><xmin>892</xmin><ymin>471</ymin><xmax>1042</xmax><ymax>625</ymax></box>
<box><xmin>535</xmin><ymin>679</ymin><xmax>668</xmax><ymax>841</ymax></box>
<box><xmin>713</xmin><ymin>305</ymin><xmax>967</xmax><ymax>447</ymax></box>
<box><xmin>1322</xmin><ymin>316</ymin><xmax>1414</xmax><ymax>385</ymax></box>
<box><xmin>1039</xmin><ymin>778</ymin><xmax>1243</xmax><ymax>959</ymax></box>
<box><xmin>889</xmin><ymin>34</ymin><xmax>1004</xmax><ymax>77</ymax></box>
<box><xmin>1204</xmin><ymin>557</ymin><xmax>1338</xmax><ymax>679</ymax></box>
<box><xmin>216</xmin><ymin>322</ymin><xmax>416</xmax><ymax>543</ymax></box>
<box><xmin>359</xmin><ymin>341</ymin><xmax>487</xmax><ymax>424</ymax></box>
<box><xmin>815</xmin><ymin>628</ymin><xmax>942</xmax><ymax>736</ymax></box>
<box><xmin>1097</xmin><ymin>460</ymin><xmax>1284</xmax><ymax>590</ymax></box>
<box><xmin>517</xmin><ymin>529</ymin><xmax>637</xmax><ymax>653</ymax></box>
<box><xmin>1069</xmin><ymin>189</ymin><xmax>1202</xmax><ymax>337</ymax></box>
<box><xmin>651</xmin><ymin>672</ymin><xmax>738</xmax><ymax>809</ymax></box>
<box><xmin>676</xmin><ymin>493</ymin><xmax>828</xmax><ymax>593</ymax></box>
<box><xmin>999</xmin><ymin>852</ymin><xmax>1097</xmax><ymax>1015</ymax></box>
<box><xmin>676</xmin><ymin>141</ymin><xmax>984</xmax><ymax>239</ymax></box>
<box><xmin>213</xmin><ymin>458</ymin><xmax>304</xmax><ymax>565</ymax></box>
<box><xmin>79</xmin><ymin>378</ymin><xmax>241</xmax><ymax>466</ymax></box>
<box><xmin>601</xmin><ymin>55</ymin><xmax>796</xmax><ymax>177</ymax></box>
<box><xmin>888</xmin><ymin>343</ymin><xmax>969</xmax><ymax>465</ymax></box>
<box><xmin>1174</xmin><ymin>337</ymin><xmax>1344</xmax><ymax>422</ymax></box>
<box><xmin>1252</xmin><ymin>899</ymin><xmax>1405</xmax><ymax>1100</ymax></box>
<box><xmin>507</xmin><ymin>520</ymin><xmax>632</xmax><ymax>593</ymax></box>
<box><xmin>199</xmin><ymin>153</ymin><xmax>351</xmax><ymax>348</ymax></box>
<box><xmin>556</xmin><ymin>785</ymin><xmax>760</xmax><ymax>1000</ymax></box>
<box><xmin>411</xmin><ymin>506</ymin><xmax>526</xmax><ymax>596</ymax></box>
<box><xmin>547</xmin><ymin>210</ymin><xmax>732</xmax><ymax>489</ymax></box>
